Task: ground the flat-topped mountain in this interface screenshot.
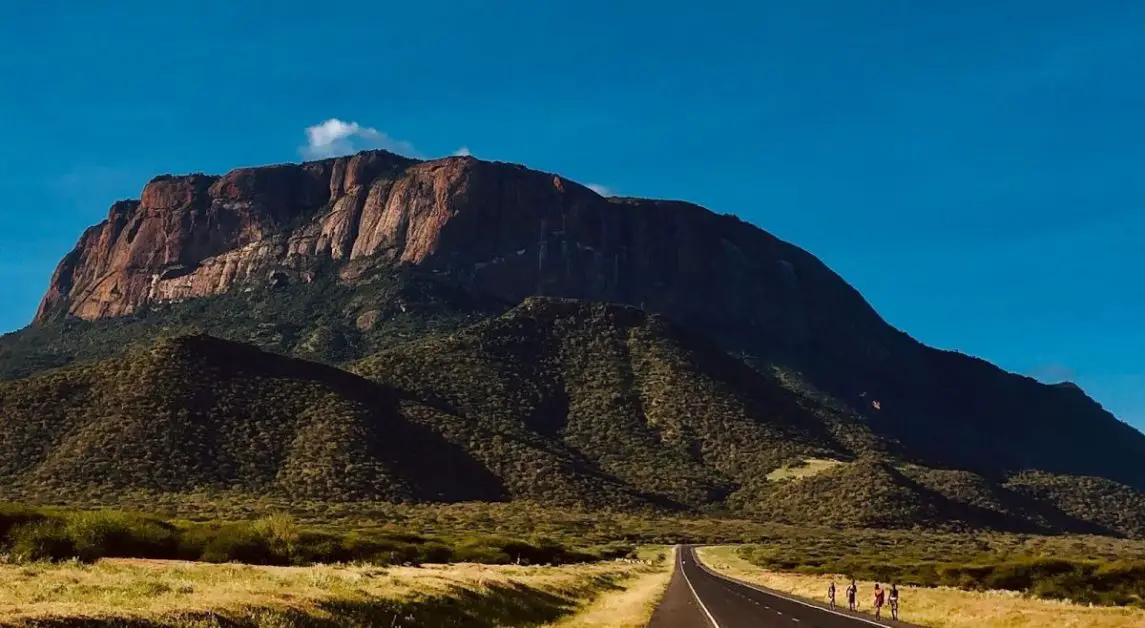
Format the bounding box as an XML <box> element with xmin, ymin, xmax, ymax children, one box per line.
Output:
<box><xmin>36</xmin><ymin>150</ymin><xmax>894</xmax><ymax>384</ymax></box>
<box><xmin>3</xmin><ymin>150</ymin><xmax>1143</xmax><ymax>534</ymax></box>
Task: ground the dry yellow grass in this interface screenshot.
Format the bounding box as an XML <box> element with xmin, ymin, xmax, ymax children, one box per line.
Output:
<box><xmin>765</xmin><ymin>458</ymin><xmax>845</xmax><ymax>482</ymax></box>
<box><xmin>0</xmin><ymin>557</ymin><xmax>660</xmax><ymax>627</ymax></box>
<box><xmin>697</xmin><ymin>546</ymin><xmax>1145</xmax><ymax>628</ymax></box>
<box><xmin>549</xmin><ymin>547</ymin><xmax>674</xmax><ymax>627</ymax></box>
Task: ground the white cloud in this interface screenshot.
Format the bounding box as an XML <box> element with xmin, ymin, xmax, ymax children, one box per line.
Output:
<box><xmin>301</xmin><ymin>119</ymin><xmax>418</xmax><ymax>159</ymax></box>
<box><xmin>586</xmin><ymin>183</ymin><xmax>614</xmax><ymax>197</ymax></box>
<box><xmin>452</xmin><ymin>146</ymin><xmax>472</xmax><ymax>157</ymax></box>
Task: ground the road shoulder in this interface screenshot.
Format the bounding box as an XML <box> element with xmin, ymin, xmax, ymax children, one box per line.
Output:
<box><xmin>552</xmin><ymin>548</ymin><xmax>675</xmax><ymax>627</ymax></box>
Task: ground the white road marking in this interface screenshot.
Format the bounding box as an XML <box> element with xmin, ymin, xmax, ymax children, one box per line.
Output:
<box><xmin>678</xmin><ymin>546</ymin><xmax>722</xmax><ymax>628</ymax></box>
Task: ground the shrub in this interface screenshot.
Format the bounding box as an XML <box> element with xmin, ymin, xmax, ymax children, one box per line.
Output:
<box><xmin>290</xmin><ymin>531</ymin><xmax>348</xmax><ymax>565</ymax></box>
<box><xmin>0</xmin><ymin>504</ymin><xmax>48</xmax><ymax>540</ymax></box>
<box><xmin>63</xmin><ymin>511</ymin><xmax>176</xmax><ymax>561</ymax></box>
<box><xmin>8</xmin><ymin>521</ymin><xmax>76</xmax><ymax>562</ymax></box>
<box><xmin>253</xmin><ymin>514</ymin><xmax>301</xmax><ymax>558</ymax></box>
<box><xmin>0</xmin><ymin>503</ymin><xmax>603</xmax><ymax>569</ymax></box>
<box><xmin>192</xmin><ymin>523</ymin><xmax>278</xmax><ymax>565</ymax></box>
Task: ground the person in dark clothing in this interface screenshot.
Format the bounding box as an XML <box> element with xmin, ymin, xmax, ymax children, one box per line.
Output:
<box><xmin>846</xmin><ymin>579</ymin><xmax>857</xmax><ymax>611</ymax></box>
<box><xmin>828</xmin><ymin>581</ymin><xmax>837</xmax><ymax>609</ymax></box>
<box><xmin>889</xmin><ymin>583</ymin><xmax>900</xmax><ymax>620</ymax></box>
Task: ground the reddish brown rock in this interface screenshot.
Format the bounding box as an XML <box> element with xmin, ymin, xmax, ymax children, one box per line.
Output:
<box><xmin>36</xmin><ymin>150</ymin><xmax>903</xmax><ymax>374</ymax></box>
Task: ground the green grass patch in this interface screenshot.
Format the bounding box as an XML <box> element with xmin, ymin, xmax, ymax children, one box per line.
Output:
<box><xmin>765</xmin><ymin>458</ymin><xmax>845</xmax><ymax>482</ymax></box>
<box><xmin>0</xmin><ymin>504</ymin><xmax>623</xmax><ymax>567</ymax></box>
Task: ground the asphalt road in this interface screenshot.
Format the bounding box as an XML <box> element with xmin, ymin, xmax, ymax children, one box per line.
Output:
<box><xmin>648</xmin><ymin>546</ymin><xmax>916</xmax><ymax>628</ymax></box>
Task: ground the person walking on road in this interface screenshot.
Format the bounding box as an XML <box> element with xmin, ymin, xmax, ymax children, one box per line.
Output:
<box><xmin>828</xmin><ymin>581</ymin><xmax>837</xmax><ymax>609</ymax></box>
<box><xmin>889</xmin><ymin>583</ymin><xmax>900</xmax><ymax>620</ymax></box>
<box><xmin>873</xmin><ymin>583</ymin><xmax>886</xmax><ymax>620</ymax></box>
<box><xmin>846</xmin><ymin>579</ymin><xmax>857</xmax><ymax>611</ymax></box>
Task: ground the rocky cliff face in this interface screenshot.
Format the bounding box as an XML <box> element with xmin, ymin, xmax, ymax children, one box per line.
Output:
<box><xmin>39</xmin><ymin>151</ymin><xmax>905</xmax><ymax>373</ymax></box>
<box><xmin>38</xmin><ymin>152</ymin><xmax>413</xmax><ymax>321</ymax></box>
<box><xmin>35</xmin><ymin>150</ymin><xmax>1145</xmax><ymax>489</ymax></box>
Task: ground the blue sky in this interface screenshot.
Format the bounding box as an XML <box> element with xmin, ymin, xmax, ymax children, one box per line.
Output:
<box><xmin>0</xmin><ymin>1</ymin><xmax>1142</xmax><ymax>428</ymax></box>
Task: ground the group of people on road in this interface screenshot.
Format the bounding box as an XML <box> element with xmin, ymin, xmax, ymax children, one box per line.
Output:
<box><xmin>827</xmin><ymin>579</ymin><xmax>899</xmax><ymax>621</ymax></box>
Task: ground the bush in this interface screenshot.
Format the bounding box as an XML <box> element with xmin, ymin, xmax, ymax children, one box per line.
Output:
<box><xmin>8</xmin><ymin>521</ymin><xmax>76</xmax><ymax>562</ymax></box>
<box><xmin>0</xmin><ymin>503</ymin><xmax>601</xmax><ymax>569</ymax></box>
<box><xmin>196</xmin><ymin>523</ymin><xmax>277</xmax><ymax>564</ymax></box>
<box><xmin>252</xmin><ymin>514</ymin><xmax>301</xmax><ymax>558</ymax></box>
<box><xmin>420</xmin><ymin>542</ymin><xmax>456</xmax><ymax>564</ymax></box>
<box><xmin>0</xmin><ymin>504</ymin><xmax>48</xmax><ymax>540</ymax></box>
<box><xmin>63</xmin><ymin>511</ymin><xmax>176</xmax><ymax>561</ymax></box>
<box><xmin>290</xmin><ymin>531</ymin><xmax>348</xmax><ymax>565</ymax></box>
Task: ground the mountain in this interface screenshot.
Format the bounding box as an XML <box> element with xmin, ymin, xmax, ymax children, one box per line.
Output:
<box><xmin>4</xmin><ymin>301</ymin><xmax>1144</xmax><ymax>536</ymax></box>
<box><xmin>2</xmin><ymin>301</ymin><xmax>832</xmax><ymax>511</ymax></box>
<box><xmin>3</xmin><ymin>149</ymin><xmax>1144</xmax><ymax>533</ymax></box>
<box><xmin>34</xmin><ymin>151</ymin><xmax>899</xmax><ymax>392</ymax></box>
<box><xmin>0</xmin><ymin>334</ymin><xmax>506</xmax><ymax>503</ymax></box>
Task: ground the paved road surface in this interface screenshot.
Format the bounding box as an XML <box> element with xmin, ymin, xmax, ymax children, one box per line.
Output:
<box><xmin>649</xmin><ymin>546</ymin><xmax>916</xmax><ymax>628</ymax></box>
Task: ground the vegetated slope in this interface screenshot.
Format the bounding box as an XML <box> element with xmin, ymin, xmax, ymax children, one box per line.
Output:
<box><xmin>1004</xmin><ymin>471</ymin><xmax>1145</xmax><ymax>538</ymax></box>
<box><xmin>0</xmin><ymin>334</ymin><xmax>508</xmax><ymax>503</ymax></box>
<box><xmin>354</xmin><ymin>297</ymin><xmax>865</xmax><ymax>509</ymax></box>
<box><xmin>352</xmin><ymin>298</ymin><xmax>1145</xmax><ymax>536</ymax></box>
<box><xmin>3</xmin><ymin>298</ymin><xmax>1145</xmax><ymax>535</ymax></box>
<box><xmin>21</xmin><ymin>149</ymin><xmax>1145</xmax><ymax>496</ymax></box>
<box><xmin>0</xmin><ymin>264</ymin><xmax>505</xmax><ymax>381</ymax></box>
<box><xmin>737</xmin><ymin>459</ymin><xmax>1116</xmax><ymax>534</ymax></box>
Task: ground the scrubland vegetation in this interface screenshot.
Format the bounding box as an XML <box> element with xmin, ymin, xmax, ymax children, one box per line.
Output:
<box><xmin>0</xmin><ymin>504</ymin><xmax>621</xmax><ymax>567</ymax></box>
<box><xmin>728</xmin><ymin>527</ymin><xmax>1145</xmax><ymax>608</ymax></box>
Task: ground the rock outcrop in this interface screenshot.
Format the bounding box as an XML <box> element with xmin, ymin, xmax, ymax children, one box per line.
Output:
<box><xmin>38</xmin><ymin>151</ymin><xmax>901</xmax><ymax>371</ymax></box>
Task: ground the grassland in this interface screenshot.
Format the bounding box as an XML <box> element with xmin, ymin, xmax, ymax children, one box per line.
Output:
<box><xmin>6</xmin><ymin>496</ymin><xmax>1145</xmax><ymax>626</ymax></box>
<box><xmin>764</xmin><ymin>457</ymin><xmax>845</xmax><ymax>481</ymax></box>
<box><xmin>697</xmin><ymin>546</ymin><xmax>1145</xmax><ymax>627</ymax></box>
<box><xmin>0</xmin><ymin>556</ymin><xmax>669</xmax><ymax>627</ymax></box>
<box><xmin>0</xmin><ymin>502</ymin><xmax>676</xmax><ymax>626</ymax></box>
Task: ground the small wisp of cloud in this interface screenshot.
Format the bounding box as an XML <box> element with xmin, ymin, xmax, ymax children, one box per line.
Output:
<box><xmin>452</xmin><ymin>146</ymin><xmax>472</xmax><ymax>157</ymax></box>
<box><xmin>301</xmin><ymin>119</ymin><xmax>419</xmax><ymax>159</ymax></box>
<box><xmin>586</xmin><ymin>183</ymin><xmax>614</xmax><ymax>197</ymax></box>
